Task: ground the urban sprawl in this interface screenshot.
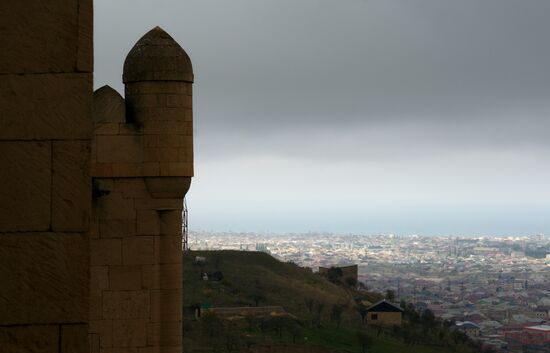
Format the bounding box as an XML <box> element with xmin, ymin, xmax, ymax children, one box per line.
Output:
<box><xmin>189</xmin><ymin>231</ymin><xmax>550</xmax><ymax>351</ymax></box>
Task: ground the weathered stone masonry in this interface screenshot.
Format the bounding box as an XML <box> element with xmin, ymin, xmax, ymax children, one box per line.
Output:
<box><xmin>0</xmin><ymin>1</ymin><xmax>93</xmax><ymax>352</ymax></box>
<box><xmin>0</xmin><ymin>3</ymin><xmax>193</xmax><ymax>353</ymax></box>
<box><xmin>89</xmin><ymin>27</ymin><xmax>193</xmax><ymax>353</ymax></box>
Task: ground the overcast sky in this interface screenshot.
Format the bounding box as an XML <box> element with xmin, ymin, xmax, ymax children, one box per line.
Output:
<box><xmin>95</xmin><ymin>0</ymin><xmax>550</xmax><ymax>236</ymax></box>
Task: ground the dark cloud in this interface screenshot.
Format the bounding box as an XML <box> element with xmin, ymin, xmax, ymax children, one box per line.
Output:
<box><xmin>95</xmin><ymin>1</ymin><xmax>550</xmax><ymax>234</ymax></box>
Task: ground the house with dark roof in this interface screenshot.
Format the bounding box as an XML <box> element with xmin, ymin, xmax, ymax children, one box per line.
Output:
<box><xmin>365</xmin><ymin>300</ymin><xmax>404</xmax><ymax>326</ymax></box>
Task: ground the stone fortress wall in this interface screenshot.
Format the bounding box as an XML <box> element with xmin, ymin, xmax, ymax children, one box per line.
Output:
<box><xmin>89</xmin><ymin>27</ymin><xmax>193</xmax><ymax>353</ymax></box>
<box><xmin>0</xmin><ymin>1</ymin><xmax>93</xmax><ymax>352</ymax></box>
<box><xmin>0</xmin><ymin>3</ymin><xmax>193</xmax><ymax>353</ymax></box>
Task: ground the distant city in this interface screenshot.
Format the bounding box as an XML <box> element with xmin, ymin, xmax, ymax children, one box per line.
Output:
<box><xmin>189</xmin><ymin>231</ymin><xmax>550</xmax><ymax>349</ymax></box>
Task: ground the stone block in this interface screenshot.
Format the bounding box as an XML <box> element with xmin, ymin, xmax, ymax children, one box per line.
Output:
<box><xmin>118</xmin><ymin>123</ymin><xmax>142</xmax><ymax>135</ymax></box>
<box><xmin>102</xmin><ymin>291</ymin><xmax>149</xmax><ymax>319</ymax></box>
<box><xmin>115</xmin><ymin>178</ymin><xmax>148</xmax><ymax>198</ymax></box>
<box><xmin>142</xmin><ymin>121</ymin><xmax>191</xmax><ymax>135</ymax></box>
<box><xmin>109</xmin><ymin>265</ymin><xmax>142</xmax><ymax>290</ymax></box>
<box><xmin>145</xmin><ymin>177</ymin><xmax>190</xmax><ymax>199</ymax></box>
<box><xmin>95</xmin><ymin>123</ymin><xmax>120</xmax><ymax>135</ymax></box>
<box><xmin>0</xmin><ymin>325</ymin><xmax>58</xmax><ymax>353</ymax></box>
<box><xmin>142</xmin><ymin>264</ymin><xmax>181</xmax><ymax>290</ymax></box>
<box><xmin>137</xmin><ymin>210</ymin><xmax>160</xmax><ymax>236</ymax></box>
<box><xmin>134</xmin><ymin>198</ymin><xmax>182</xmax><ymax>211</ymax></box>
<box><xmin>138</xmin><ymin>347</ymin><xmax>181</xmax><ymax>353</ymax></box>
<box><xmin>125</xmin><ymin>81</ymin><xmax>186</xmax><ymax>95</ymax></box>
<box><xmin>159</xmin><ymin>162</ymin><xmax>193</xmax><ymax>177</ymax></box>
<box><xmin>0</xmin><ymin>0</ymin><xmax>78</xmax><ymax>74</ymax></box>
<box><xmin>112</xmin><ymin>320</ymin><xmax>147</xmax><ymax>347</ymax></box>
<box><xmin>90</xmin><ymin>333</ymin><xmax>100</xmax><ymax>353</ymax></box>
<box><xmin>0</xmin><ymin>141</ymin><xmax>51</xmax><ymax>232</ymax></box>
<box><xmin>150</xmin><ymin>289</ymin><xmax>181</xmax><ymax>323</ymax></box>
<box><xmin>96</xmin><ymin>135</ymin><xmax>142</xmax><ymax>163</ymax></box>
<box><xmin>77</xmin><ymin>0</ymin><xmax>93</xmax><ymax>72</ymax></box>
<box><xmin>0</xmin><ymin>233</ymin><xmax>88</xmax><ymax>325</ymax></box>
<box><xmin>91</xmin><ymin>163</ymin><xmax>114</xmax><ymax>178</ymax></box>
<box><xmin>90</xmin><ymin>266</ymin><xmax>109</xmax><ymax>295</ymax></box>
<box><xmin>101</xmin><ymin>219</ymin><xmax>133</xmax><ymax>238</ymax></box>
<box><xmin>146</xmin><ymin>322</ymin><xmax>181</xmax><ymax>347</ymax></box>
<box><xmin>166</xmin><ymin>94</ymin><xmax>188</xmax><ymax>108</ymax></box>
<box><xmin>89</xmin><ymin>320</ymin><xmax>113</xmax><ymax>348</ymax></box>
<box><xmin>0</xmin><ymin>73</ymin><xmax>92</xmax><ymax>140</ymax></box>
<box><xmin>90</xmin><ymin>294</ymin><xmax>102</xmax><ymax>321</ymax></box>
<box><xmin>159</xmin><ymin>211</ymin><xmax>182</xmax><ymax>236</ymax></box>
<box><xmin>111</xmin><ymin>163</ymin><xmax>143</xmax><ymax>177</ymax></box>
<box><xmin>91</xmin><ymin>239</ymin><xmax>122</xmax><ymax>266</ymax></box>
<box><xmin>177</xmin><ymin>148</ymin><xmax>193</xmax><ymax>162</ymax></box>
<box><xmin>184</xmin><ymin>109</ymin><xmax>192</xmax><ymax>122</ymax></box>
<box><xmin>99</xmin><ymin>219</ymin><xmax>136</xmax><ymax>238</ymax></box>
<box><xmin>95</xmin><ymin>193</ymin><xmax>135</xmax><ymax>220</ymax></box>
<box><xmin>61</xmin><ymin>324</ymin><xmax>88</xmax><ymax>353</ymax></box>
<box><xmin>123</xmin><ymin>237</ymin><xmax>154</xmax><ymax>265</ymax></box>
<box><xmin>102</xmin><ymin>348</ymin><xmax>138</xmax><ymax>353</ymax></box>
<box><xmin>52</xmin><ymin>141</ymin><xmax>91</xmax><ymax>232</ymax></box>
<box><xmin>154</xmin><ymin>236</ymin><xmax>182</xmax><ymax>265</ymax></box>
<box><xmin>142</xmin><ymin>162</ymin><xmax>160</xmax><ymax>176</ymax></box>
<box><xmin>132</xmin><ymin>107</ymin><xmax>185</xmax><ymax>122</ymax></box>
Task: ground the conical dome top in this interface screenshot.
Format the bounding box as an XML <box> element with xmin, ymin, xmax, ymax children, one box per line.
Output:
<box><xmin>93</xmin><ymin>85</ymin><xmax>125</xmax><ymax>123</ymax></box>
<box><xmin>123</xmin><ymin>26</ymin><xmax>193</xmax><ymax>83</ymax></box>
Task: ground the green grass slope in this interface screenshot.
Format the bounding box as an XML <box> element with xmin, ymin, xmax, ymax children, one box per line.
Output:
<box><xmin>182</xmin><ymin>250</ymin><xmax>480</xmax><ymax>353</ymax></box>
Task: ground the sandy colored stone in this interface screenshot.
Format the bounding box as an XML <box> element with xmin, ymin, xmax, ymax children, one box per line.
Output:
<box><xmin>90</xmin><ymin>293</ymin><xmax>103</xmax><ymax>321</ymax></box>
<box><xmin>112</xmin><ymin>319</ymin><xmax>147</xmax><ymax>347</ymax></box>
<box><xmin>146</xmin><ymin>322</ymin><xmax>181</xmax><ymax>347</ymax></box>
<box><xmin>154</xmin><ymin>236</ymin><xmax>182</xmax><ymax>265</ymax></box>
<box><xmin>134</xmin><ymin>198</ymin><xmax>183</xmax><ymax>211</ymax></box>
<box><xmin>0</xmin><ymin>73</ymin><xmax>92</xmax><ymax>140</ymax></box>
<box><xmin>125</xmin><ymin>81</ymin><xmax>187</xmax><ymax>95</ymax></box>
<box><xmin>123</xmin><ymin>27</ymin><xmax>193</xmax><ymax>83</ymax></box>
<box><xmin>159</xmin><ymin>211</ymin><xmax>182</xmax><ymax>236</ymax></box>
<box><xmin>102</xmin><ymin>291</ymin><xmax>149</xmax><ymax>319</ymax></box>
<box><xmin>150</xmin><ymin>289</ymin><xmax>181</xmax><ymax>323</ymax></box>
<box><xmin>115</xmin><ymin>178</ymin><xmax>148</xmax><ymax>198</ymax></box>
<box><xmin>177</xmin><ymin>148</ymin><xmax>193</xmax><ymax>162</ymax></box>
<box><xmin>0</xmin><ymin>233</ymin><xmax>88</xmax><ymax>325</ymax></box>
<box><xmin>99</xmin><ymin>219</ymin><xmax>137</xmax><ymax>238</ymax></box>
<box><xmin>0</xmin><ymin>141</ymin><xmax>51</xmax><ymax>232</ymax></box>
<box><xmin>90</xmin><ymin>266</ymin><xmax>109</xmax><ymax>294</ymax></box>
<box><xmin>0</xmin><ymin>325</ymin><xmax>58</xmax><ymax>353</ymax></box>
<box><xmin>95</xmin><ymin>193</ymin><xmax>135</xmax><ymax>220</ymax></box>
<box><xmin>138</xmin><ymin>347</ymin><xmax>181</xmax><ymax>353</ymax></box>
<box><xmin>61</xmin><ymin>324</ymin><xmax>88</xmax><ymax>353</ymax></box>
<box><xmin>93</xmin><ymin>86</ymin><xmax>125</xmax><ymax>123</ymax></box>
<box><xmin>77</xmin><ymin>0</ymin><xmax>93</xmax><ymax>72</ymax></box>
<box><xmin>130</xmin><ymin>107</ymin><xmax>185</xmax><ymax>122</ymax></box>
<box><xmin>123</xmin><ymin>237</ymin><xmax>154</xmax><ymax>265</ymax></box>
<box><xmin>97</xmin><ymin>135</ymin><xmax>143</xmax><ymax>163</ymax></box>
<box><xmin>90</xmin><ymin>334</ymin><xmax>100</xmax><ymax>353</ymax></box>
<box><xmin>95</xmin><ymin>123</ymin><xmax>120</xmax><ymax>135</ymax></box>
<box><xmin>52</xmin><ymin>141</ymin><xmax>91</xmax><ymax>232</ymax></box>
<box><xmin>89</xmin><ymin>320</ymin><xmax>113</xmax><ymax>348</ymax></box>
<box><xmin>0</xmin><ymin>0</ymin><xmax>78</xmax><ymax>74</ymax></box>
<box><xmin>145</xmin><ymin>177</ymin><xmax>190</xmax><ymax>199</ymax></box>
<box><xmin>143</xmin><ymin>121</ymin><xmax>192</xmax><ymax>135</ymax></box>
<box><xmin>91</xmin><ymin>239</ymin><xmax>122</xmax><ymax>266</ymax></box>
<box><xmin>137</xmin><ymin>210</ymin><xmax>160</xmax><ymax>235</ymax></box>
<box><xmin>142</xmin><ymin>264</ymin><xmax>182</xmax><ymax>290</ymax></box>
<box><xmin>102</xmin><ymin>348</ymin><xmax>138</xmax><ymax>353</ymax></box>
<box><xmin>109</xmin><ymin>266</ymin><xmax>142</xmax><ymax>290</ymax></box>
<box><xmin>159</xmin><ymin>162</ymin><xmax>193</xmax><ymax>177</ymax></box>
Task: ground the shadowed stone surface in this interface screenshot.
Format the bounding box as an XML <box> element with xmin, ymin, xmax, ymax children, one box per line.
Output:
<box><xmin>123</xmin><ymin>27</ymin><xmax>193</xmax><ymax>83</ymax></box>
<box><xmin>90</xmin><ymin>26</ymin><xmax>194</xmax><ymax>353</ymax></box>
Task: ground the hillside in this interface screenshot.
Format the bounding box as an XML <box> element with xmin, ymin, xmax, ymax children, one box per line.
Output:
<box><xmin>182</xmin><ymin>250</ymin><xmax>482</xmax><ymax>353</ymax></box>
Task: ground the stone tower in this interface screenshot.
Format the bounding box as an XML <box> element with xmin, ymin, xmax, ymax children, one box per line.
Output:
<box><xmin>89</xmin><ymin>27</ymin><xmax>193</xmax><ymax>353</ymax></box>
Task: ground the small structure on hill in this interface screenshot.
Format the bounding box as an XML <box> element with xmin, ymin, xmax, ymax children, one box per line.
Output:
<box><xmin>365</xmin><ymin>299</ymin><xmax>404</xmax><ymax>326</ymax></box>
<box><xmin>319</xmin><ymin>264</ymin><xmax>358</xmax><ymax>285</ymax></box>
